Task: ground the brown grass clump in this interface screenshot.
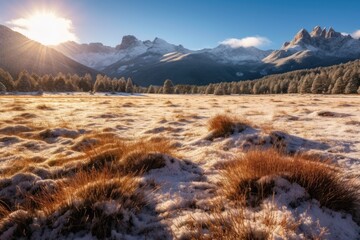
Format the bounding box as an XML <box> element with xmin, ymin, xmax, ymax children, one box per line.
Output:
<box><xmin>0</xmin><ymin>170</ymin><xmax>146</xmax><ymax>239</ymax></box>
<box><xmin>56</xmin><ymin>137</ymin><xmax>176</xmax><ymax>176</ymax></box>
<box><xmin>184</xmin><ymin>204</ymin><xmax>314</xmax><ymax>240</ymax></box>
<box><xmin>0</xmin><ymin>157</ymin><xmax>45</xmax><ymax>177</ymax></box>
<box><xmin>186</xmin><ymin>211</ymin><xmax>269</xmax><ymax>240</ymax></box>
<box><xmin>207</xmin><ymin>114</ymin><xmax>250</xmax><ymax>140</ymax></box>
<box><xmin>36</xmin><ymin>104</ymin><xmax>54</xmax><ymax>110</ymax></box>
<box><xmin>221</xmin><ymin>149</ymin><xmax>360</xmax><ymax>216</ymax></box>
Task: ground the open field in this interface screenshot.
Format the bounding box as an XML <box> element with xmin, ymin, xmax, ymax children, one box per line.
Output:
<box><xmin>0</xmin><ymin>94</ymin><xmax>359</xmax><ymax>239</ymax></box>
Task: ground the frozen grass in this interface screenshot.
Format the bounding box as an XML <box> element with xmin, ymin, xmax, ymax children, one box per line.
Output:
<box><xmin>221</xmin><ymin>148</ymin><xmax>360</xmax><ymax>216</ymax></box>
<box><xmin>0</xmin><ymin>170</ymin><xmax>147</xmax><ymax>239</ymax></box>
<box><xmin>206</xmin><ymin>114</ymin><xmax>250</xmax><ymax>140</ymax></box>
<box><xmin>0</xmin><ymin>94</ymin><xmax>359</xmax><ymax>239</ymax></box>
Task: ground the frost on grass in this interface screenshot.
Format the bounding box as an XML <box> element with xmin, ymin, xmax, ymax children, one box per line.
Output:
<box><xmin>0</xmin><ymin>136</ymin><xmax>179</xmax><ymax>239</ymax></box>
<box><xmin>0</xmin><ymin>94</ymin><xmax>360</xmax><ymax>239</ymax></box>
<box><xmin>205</xmin><ymin>113</ymin><xmax>250</xmax><ymax>141</ymax></box>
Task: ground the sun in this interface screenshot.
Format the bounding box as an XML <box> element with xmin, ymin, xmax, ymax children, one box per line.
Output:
<box><xmin>8</xmin><ymin>11</ymin><xmax>78</xmax><ymax>45</ymax></box>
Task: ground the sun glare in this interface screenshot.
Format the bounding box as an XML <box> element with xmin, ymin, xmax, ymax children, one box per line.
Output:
<box><xmin>8</xmin><ymin>11</ymin><xmax>78</xmax><ymax>45</ymax></box>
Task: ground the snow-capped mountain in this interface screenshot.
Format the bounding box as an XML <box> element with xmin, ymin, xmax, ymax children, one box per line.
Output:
<box><xmin>208</xmin><ymin>44</ymin><xmax>271</xmax><ymax>64</ymax></box>
<box><xmin>52</xmin><ymin>26</ymin><xmax>360</xmax><ymax>86</ymax></box>
<box><xmin>263</xmin><ymin>26</ymin><xmax>360</xmax><ymax>68</ymax></box>
<box><xmin>55</xmin><ymin>36</ymin><xmax>192</xmax><ymax>70</ymax></box>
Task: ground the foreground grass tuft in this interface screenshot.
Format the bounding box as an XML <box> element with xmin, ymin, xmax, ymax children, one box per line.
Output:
<box><xmin>221</xmin><ymin>148</ymin><xmax>360</xmax><ymax>216</ymax></box>
<box><xmin>206</xmin><ymin>114</ymin><xmax>250</xmax><ymax>140</ymax></box>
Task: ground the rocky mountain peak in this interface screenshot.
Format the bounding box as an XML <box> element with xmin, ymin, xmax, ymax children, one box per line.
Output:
<box><xmin>116</xmin><ymin>35</ymin><xmax>140</xmax><ymax>50</ymax></box>
<box><xmin>320</xmin><ymin>28</ymin><xmax>327</xmax><ymax>37</ymax></box>
<box><xmin>325</xmin><ymin>27</ymin><xmax>341</xmax><ymax>38</ymax></box>
<box><xmin>311</xmin><ymin>26</ymin><xmax>322</xmax><ymax>37</ymax></box>
<box><xmin>294</xmin><ymin>28</ymin><xmax>311</xmax><ymax>43</ymax></box>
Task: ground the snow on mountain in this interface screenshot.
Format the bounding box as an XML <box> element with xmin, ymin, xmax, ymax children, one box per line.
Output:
<box><xmin>55</xmin><ymin>36</ymin><xmax>191</xmax><ymax>70</ymax></box>
<box><xmin>208</xmin><ymin>44</ymin><xmax>272</xmax><ymax>64</ymax></box>
<box><xmin>264</xmin><ymin>26</ymin><xmax>360</xmax><ymax>66</ymax></box>
<box><xmin>55</xmin><ymin>35</ymin><xmax>271</xmax><ymax>71</ymax></box>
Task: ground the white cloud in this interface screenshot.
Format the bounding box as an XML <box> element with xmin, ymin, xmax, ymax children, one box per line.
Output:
<box><xmin>351</xmin><ymin>30</ymin><xmax>360</xmax><ymax>39</ymax></box>
<box><xmin>7</xmin><ymin>12</ymin><xmax>78</xmax><ymax>45</ymax></box>
<box><xmin>220</xmin><ymin>36</ymin><xmax>271</xmax><ymax>48</ymax></box>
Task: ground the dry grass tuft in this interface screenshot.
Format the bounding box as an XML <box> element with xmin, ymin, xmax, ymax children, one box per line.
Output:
<box><xmin>0</xmin><ymin>170</ymin><xmax>146</xmax><ymax>239</ymax></box>
<box><xmin>56</xmin><ymin>137</ymin><xmax>176</xmax><ymax>176</ymax></box>
<box><xmin>184</xmin><ymin>204</ymin><xmax>314</xmax><ymax>240</ymax></box>
<box><xmin>186</xmin><ymin>210</ymin><xmax>269</xmax><ymax>240</ymax></box>
<box><xmin>221</xmin><ymin>148</ymin><xmax>360</xmax><ymax>216</ymax></box>
<box><xmin>0</xmin><ymin>157</ymin><xmax>45</xmax><ymax>177</ymax></box>
<box><xmin>36</xmin><ymin>104</ymin><xmax>54</xmax><ymax>110</ymax></box>
<box><xmin>207</xmin><ymin>114</ymin><xmax>250</xmax><ymax>140</ymax></box>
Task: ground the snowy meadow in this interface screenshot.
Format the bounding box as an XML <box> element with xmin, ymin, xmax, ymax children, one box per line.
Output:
<box><xmin>0</xmin><ymin>93</ymin><xmax>359</xmax><ymax>239</ymax></box>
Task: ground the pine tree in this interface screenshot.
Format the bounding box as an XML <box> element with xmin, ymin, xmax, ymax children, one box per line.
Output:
<box><xmin>311</xmin><ymin>75</ymin><xmax>324</xmax><ymax>94</ymax></box>
<box><xmin>231</xmin><ymin>84</ymin><xmax>240</xmax><ymax>94</ymax></box>
<box><xmin>191</xmin><ymin>86</ymin><xmax>198</xmax><ymax>94</ymax></box>
<box><xmin>287</xmin><ymin>81</ymin><xmax>298</xmax><ymax>93</ymax></box>
<box><xmin>331</xmin><ymin>77</ymin><xmax>346</xmax><ymax>94</ymax></box>
<box><xmin>205</xmin><ymin>84</ymin><xmax>214</xmax><ymax>94</ymax></box>
<box><xmin>147</xmin><ymin>85</ymin><xmax>155</xmax><ymax>93</ymax></box>
<box><xmin>163</xmin><ymin>79</ymin><xmax>174</xmax><ymax>94</ymax></box>
<box><xmin>16</xmin><ymin>71</ymin><xmax>33</xmax><ymax>92</ymax></box>
<box><xmin>0</xmin><ymin>82</ymin><xmax>6</xmax><ymax>93</ymax></box>
<box><xmin>344</xmin><ymin>75</ymin><xmax>359</xmax><ymax>94</ymax></box>
<box><xmin>54</xmin><ymin>74</ymin><xmax>67</xmax><ymax>92</ymax></box>
<box><xmin>214</xmin><ymin>84</ymin><xmax>224</xmax><ymax>95</ymax></box>
<box><xmin>0</xmin><ymin>68</ymin><xmax>14</xmax><ymax>91</ymax></box>
<box><xmin>125</xmin><ymin>78</ymin><xmax>133</xmax><ymax>93</ymax></box>
<box><xmin>300</xmin><ymin>76</ymin><xmax>312</xmax><ymax>94</ymax></box>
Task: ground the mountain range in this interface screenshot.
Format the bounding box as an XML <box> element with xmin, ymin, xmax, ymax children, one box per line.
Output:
<box><xmin>0</xmin><ymin>25</ymin><xmax>98</xmax><ymax>78</ymax></box>
<box><xmin>1</xmin><ymin>24</ymin><xmax>360</xmax><ymax>86</ymax></box>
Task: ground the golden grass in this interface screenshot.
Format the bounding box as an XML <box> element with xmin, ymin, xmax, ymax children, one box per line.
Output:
<box><xmin>221</xmin><ymin>149</ymin><xmax>360</xmax><ymax>215</ymax></box>
<box><xmin>50</xmin><ymin>136</ymin><xmax>177</xmax><ymax>178</ymax></box>
<box><xmin>207</xmin><ymin>114</ymin><xmax>250</xmax><ymax>140</ymax></box>
<box><xmin>0</xmin><ymin>170</ymin><xmax>146</xmax><ymax>239</ymax></box>
<box><xmin>36</xmin><ymin>104</ymin><xmax>54</xmax><ymax>110</ymax></box>
<box><xmin>0</xmin><ymin>157</ymin><xmax>45</xmax><ymax>177</ymax></box>
<box><xmin>183</xmin><ymin>203</ymin><xmax>327</xmax><ymax>240</ymax></box>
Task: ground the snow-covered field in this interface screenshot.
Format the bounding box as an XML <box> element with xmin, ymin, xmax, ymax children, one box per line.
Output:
<box><xmin>0</xmin><ymin>93</ymin><xmax>359</xmax><ymax>239</ymax></box>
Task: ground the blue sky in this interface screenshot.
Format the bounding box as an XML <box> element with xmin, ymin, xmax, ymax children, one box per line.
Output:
<box><xmin>1</xmin><ymin>0</ymin><xmax>360</xmax><ymax>49</ymax></box>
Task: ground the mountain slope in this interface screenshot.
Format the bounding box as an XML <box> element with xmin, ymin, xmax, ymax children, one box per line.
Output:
<box><xmin>56</xmin><ymin>35</ymin><xmax>271</xmax><ymax>85</ymax></box>
<box><xmin>0</xmin><ymin>25</ymin><xmax>98</xmax><ymax>77</ymax></box>
<box><xmin>263</xmin><ymin>26</ymin><xmax>360</xmax><ymax>71</ymax></box>
<box><xmin>55</xmin><ymin>36</ymin><xmax>192</xmax><ymax>71</ymax></box>
<box><xmin>54</xmin><ymin>26</ymin><xmax>360</xmax><ymax>86</ymax></box>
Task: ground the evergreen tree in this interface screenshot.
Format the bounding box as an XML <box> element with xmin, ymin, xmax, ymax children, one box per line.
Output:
<box><xmin>16</xmin><ymin>71</ymin><xmax>33</xmax><ymax>92</ymax></box>
<box><xmin>311</xmin><ymin>75</ymin><xmax>325</xmax><ymax>94</ymax></box>
<box><xmin>287</xmin><ymin>81</ymin><xmax>298</xmax><ymax>93</ymax></box>
<box><xmin>147</xmin><ymin>85</ymin><xmax>155</xmax><ymax>93</ymax></box>
<box><xmin>344</xmin><ymin>74</ymin><xmax>359</xmax><ymax>94</ymax></box>
<box><xmin>300</xmin><ymin>76</ymin><xmax>312</xmax><ymax>94</ymax></box>
<box><xmin>231</xmin><ymin>84</ymin><xmax>240</xmax><ymax>94</ymax></box>
<box><xmin>125</xmin><ymin>78</ymin><xmax>133</xmax><ymax>93</ymax></box>
<box><xmin>54</xmin><ymin>75</ymin><xmax>67</xmax><ymax>92</ymax></box>
<box><xmin>0</xmin><ymin>68</ymin><xmax>14</xmax><ymax>91</ymax></box>
<box><xmin>0</xmin><ymin>82</ymin><xmax>6</xmax><ymax>93</ymax></box>
<box><xmin>191</xmin><ymin>85</ymin><xmax>198</xmax><ymax>94</ymax></box>
<box><xmin>332</xmin><ymin>77</ymin><xmax>346</xmax><ymax>94</ymax></box>
<box><xmin>205</xmin><ymin>84</ymin><xmax>214</xmax><ymax>94</ymax></box>
<box><xmin>163</xmin><ymin>79</ymin><xmax>174</xmax><ymax>94</ymax></box>
<box><xmin>214</xmin><ymin>84</ymin><xmax>224</xmax><ymax>95</ymax></box>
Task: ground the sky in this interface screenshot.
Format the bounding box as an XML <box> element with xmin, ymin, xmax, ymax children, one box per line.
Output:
<box><xmin>0</xmin><ymin>0</ymin><xmax>360</xmax><ymax>50</ymax></box>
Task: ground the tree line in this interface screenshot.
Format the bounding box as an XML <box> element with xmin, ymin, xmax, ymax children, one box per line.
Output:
<box><xmin>1</xmin><ymin>59</ymin><xmax>360</xmax><ymax>94</ymax></box>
